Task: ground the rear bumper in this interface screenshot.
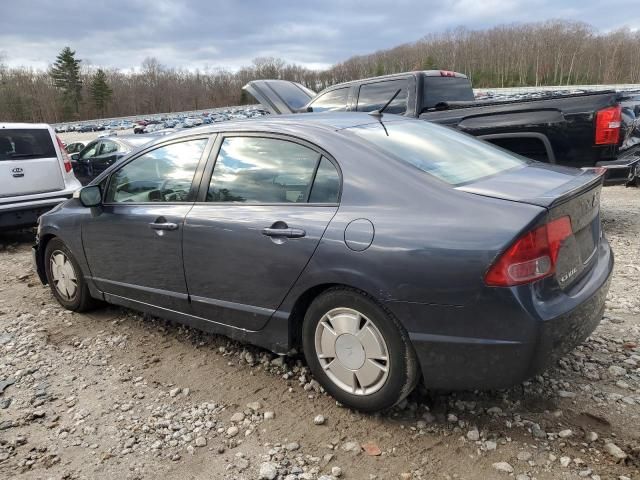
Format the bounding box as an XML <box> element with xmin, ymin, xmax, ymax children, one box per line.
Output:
<box><xmin>389</xmin><ymin>239</ymin><xmax>613</xmax><ymax>390</ymax></box>
<box><xmin>0</xmin><ymin>195</ymin><xmax>73</xmax><ymax>230</ymax></box>
<box><xmin>595</xmin><ymin>149</ymin><xmax>640</xmax><ymax>185</ymax></box>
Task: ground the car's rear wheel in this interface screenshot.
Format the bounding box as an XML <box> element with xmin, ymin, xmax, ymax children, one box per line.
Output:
<box><xmin>44</xmin><ymin>238</ymin><xmax>98</xmax><ymax>312</ymax></box>
<box><xmin>302</xmin><ymin>288</ymin><xmax>419</xmax><ymax>412</ymax></box>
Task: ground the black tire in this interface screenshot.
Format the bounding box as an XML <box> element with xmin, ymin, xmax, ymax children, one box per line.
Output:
<box><xmin>302</xmin><ymin>287</ymin><xmax>419</xmax><ymax>412</ymax></box>
<box><xmin>44</xmin><ymin>238</ymin><xmax>99</xmax><ymax>312</ymax></box>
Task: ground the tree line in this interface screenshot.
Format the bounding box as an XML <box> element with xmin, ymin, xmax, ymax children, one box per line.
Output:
<box><xmin>2</xmin><ymin>20</ymin><xmax>640</xmax><ymax>123</ymax></box>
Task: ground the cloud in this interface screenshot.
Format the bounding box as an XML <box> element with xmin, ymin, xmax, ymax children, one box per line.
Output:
<box><xmin>1</xmin><ymin>0</ymin><xmax>639</xmax><ymax>71</ymax></box>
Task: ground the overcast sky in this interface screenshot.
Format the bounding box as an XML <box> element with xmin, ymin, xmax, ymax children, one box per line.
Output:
<box><xmin>2</xmin><ymin>0</ymin><xmax>639</xmax><ymax>72</ymax></box>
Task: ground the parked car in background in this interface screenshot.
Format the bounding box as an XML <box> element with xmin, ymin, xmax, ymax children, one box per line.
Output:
<box><xmin>144</xmin><ymin>123</ymin><xmax>168</xmax><ymax>133</ymax></box>
<box><xmin>244</xmin><ymin>71</ymin><xmax>640</xmax><ymax>185</ymax></box>
<box><xmin>78</xmin><ymin>124</ymin><xmax>97</xmax><ymax>133</ymax></box>
<box><xmin>0</xmin><ymin>123</ymin><xmax>81</xmax><ymax>230</ymax></box>
<box><xmin>65</xmin><ymin>142</ymin><xmax>85</xmax><ymax>154</ymax></box>
<box><xmin>70</xmin><ymin>134</ymin><xmax>157</xmax><ymax>184</ymax></box>
<box><xmin>33</xmin><ymin>113</ymin><xmax>611</xmax><ymax>411</ymax></box>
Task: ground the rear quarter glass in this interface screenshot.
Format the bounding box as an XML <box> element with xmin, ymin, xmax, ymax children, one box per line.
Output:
<box><xmin>0</xmin><ymin>129</ymin><xmax>56</xmax><ymax>161</ymax></box>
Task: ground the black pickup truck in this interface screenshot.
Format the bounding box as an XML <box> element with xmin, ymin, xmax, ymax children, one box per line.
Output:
<box><xmin>244</xmin><ymin>71</ymin><xmax>640</xmax><ymax>185</ymax></box>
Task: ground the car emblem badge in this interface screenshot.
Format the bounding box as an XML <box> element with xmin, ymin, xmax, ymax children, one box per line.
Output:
<box><xmin>11</xmin><ymin>167</ymin><xmax>24</xmax><ymax>178</ymax></box>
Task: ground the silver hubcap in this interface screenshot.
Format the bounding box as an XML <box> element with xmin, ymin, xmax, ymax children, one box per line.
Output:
<box><xmin>314</xmin><ymin>307</ymin><xmax>389</xmax><ymax>395</ymax></box>
<box><xmin>50</xmin><ymin>250</ymin><xmax>78</xmax><ymax>301</ymax></box>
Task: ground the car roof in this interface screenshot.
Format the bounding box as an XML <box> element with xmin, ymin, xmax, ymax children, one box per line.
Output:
<box><xmin>0</xmin><ymin>123</ymin><xmax>52</xmax><ymax>130</ymax></box>
<box><xmin>98</xmin><ymin>134</ymin><xmax>161</xmax><ymax>147</ymax></box>
<box><xmin>318</xmin><ymin>70</ymin><xmax>468</xmax><ymax>92</ymax></box>
<box><xmin>142</xmin><ymin>112</ymin><xmax>412</xmax><ymax>148</ymax></box>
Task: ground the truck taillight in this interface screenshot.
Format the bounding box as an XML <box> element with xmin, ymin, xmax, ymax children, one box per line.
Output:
<box><xmin>485</xmin><ymin>217</ymin><xmax>572</xmax><ymax>287</ymax></box>
<box><xmin>440</xmin><ymin>70</ymin><xmax>456</xmax><ymax>77</ymax></box>
<box><xmin>56</xmin><ymin>135</ymin><xmax>73</xmax><ymax>173</ymax></box>
<box><xmin>594</xmin><ymin>105</ymin><xmax>621</xmax><ymax>145</ymax></box>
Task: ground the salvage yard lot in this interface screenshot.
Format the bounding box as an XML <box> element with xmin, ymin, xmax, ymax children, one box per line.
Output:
<box><xmin>0</xmin><ymin>187</ymin><xmax>638</xmax><ymax>480</ymax></box>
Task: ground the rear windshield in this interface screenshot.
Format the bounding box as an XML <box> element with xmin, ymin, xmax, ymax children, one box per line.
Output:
<box><xmin>347</xmin><ymin>120</ymin><xmax>526</xmax><ymax>185</ymax></box>
<box><xmin>423</xmin><ymin>77</ymin><xmax>475</xmax><ymax>108</ymax></box>
<box><xmin>0</xmin><ymin>129</ymin><xmax>56</xmax><ymax>161</ymax></box>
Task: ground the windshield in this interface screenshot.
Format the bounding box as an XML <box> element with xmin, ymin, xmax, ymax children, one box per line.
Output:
<box><xmin>347</xmin><ymin>120</ymin><xmax>527</xmax><ymax>186</ymax></box>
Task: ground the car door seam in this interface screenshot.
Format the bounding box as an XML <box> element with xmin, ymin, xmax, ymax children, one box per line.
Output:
<box><xmin>271</xmin><ymin>204</ymin><xmax>341</xmax><ymax>318</ymax></box>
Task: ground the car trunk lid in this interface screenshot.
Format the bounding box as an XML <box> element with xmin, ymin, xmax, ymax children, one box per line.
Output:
<box><xmin>242</xmin><ymin>80</ymin><xmax>316</xmax><ymax>114</ymax></box>
<box><xmin>459</xmin><ymin>163</ymin><xmax>604</xmax><ymax>289</ymax></box>
<box><xmin>0</xmin><ymin>128</ymin><xmax>65</xmax><ymax>198</ymax></box>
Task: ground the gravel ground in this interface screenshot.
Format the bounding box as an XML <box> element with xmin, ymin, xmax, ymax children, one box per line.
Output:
<box><xmin>0</xmin><ymin>186</ymin><xmax>638</xmax><ymax>480</ymax></box>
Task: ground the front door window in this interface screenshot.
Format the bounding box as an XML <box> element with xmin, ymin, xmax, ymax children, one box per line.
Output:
<box><xmin>106</xmin><ymin>139</ymin><xmax>207</xmax><ymax>203</ymax></box>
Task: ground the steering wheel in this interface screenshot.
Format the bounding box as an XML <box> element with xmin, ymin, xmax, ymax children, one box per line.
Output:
<box><xmin>157</xmin><ymin>179</ymin><xmax>179</xmax><ymax>202</ymax></box>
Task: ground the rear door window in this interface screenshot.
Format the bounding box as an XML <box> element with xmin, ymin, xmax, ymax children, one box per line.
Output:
<box><xmin>208</xmin><ymin>137</ymin><xmax>320</xmax><ymax>203</ymax></box>
<box><xmin>0</xmin><ymin>129</ymin><xmax>56</xmax><ymax>161</ymax></box>
<box><xmin>356</xmin><ymin>79</ymin><xmax>408</xmax><ymax>114</ymax></box>
<box><xmin>309</xmin><ymin>88</ymin><xmax>349</xmax><ymax>112</ymax></box>
<box><xmin>309</xmin><ymin>157</ymin><xmax>340</xmax><ymax>203</ymax></box>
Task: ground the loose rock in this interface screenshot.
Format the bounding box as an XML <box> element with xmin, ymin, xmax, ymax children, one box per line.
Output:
<box><xmin>603</xmin><ymin>442</ymin><xmax>627</xmax><ymax>461</ymax></box>
<box><xmin>492</xmin><ymin>462</ymin><xmax>514</xmax><ymax>474</ymax></box>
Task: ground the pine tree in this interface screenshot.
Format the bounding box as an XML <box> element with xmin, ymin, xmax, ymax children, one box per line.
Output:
<box><xmin>89</xmin><ymin>69</ymin><xmax>112</xmax><ymax>117</ymax></box>
<box><xmin>49</xmin><ymin>47</ymin><xmax>82</xmax><ymax>119</ymax></box>
<box><xmin>422</xmin><ymin>56</ymin><xmax>437</xmax><ymax>70</ymax></box>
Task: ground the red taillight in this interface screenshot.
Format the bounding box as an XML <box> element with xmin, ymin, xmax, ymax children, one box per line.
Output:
<box><xmin>594</xmin><ymin>105</ymin><xmax>621</xmax><ymax>145</ymax></box>
<box><xmin>485</xmin><ymin>216</ymin><xmax>572</xmax><ymax>287</ymax></box>
<box><xmin>56</xmin><ymin>135</ymin><xmax>73</xmax><ymax>173</ymax></box>
<box><xmin>440</xmin><ymin>70</ymin><xmax>456</xmax><ymax>77</ymax></box>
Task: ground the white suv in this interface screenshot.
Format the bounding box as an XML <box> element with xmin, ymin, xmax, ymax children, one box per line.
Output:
<box><xmin>1</xmin><ymin>123</ymin><xmax>82</xmax><ymax>230</ymax></box>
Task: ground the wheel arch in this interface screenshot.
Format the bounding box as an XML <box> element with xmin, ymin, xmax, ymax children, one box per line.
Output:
<box><xmin>286</xmin><ymin>282</ymin><xmax>384</xmax><ymax>352</ymax></box>
<box><xmin>36</xmin><ymin>233</ymin><xmax>59</xmax><ymax>285</ymax></box>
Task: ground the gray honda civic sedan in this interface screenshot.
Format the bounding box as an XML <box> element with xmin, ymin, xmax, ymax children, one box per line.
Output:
<box><xmin>33</xmin><ymin>113</ymin><xmax>613</xmax><ymax>412</ymax></box>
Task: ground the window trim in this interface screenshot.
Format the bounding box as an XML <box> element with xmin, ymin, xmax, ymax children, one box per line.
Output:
<box><xmin>196</xmin><ymin>132</ymin><xmax>342</xmax><ymax>206</ymax></box>
<box><xmin>101</xmin><ymin>134</ymin><xmax>217</xmax><ymax>206</ymax></box>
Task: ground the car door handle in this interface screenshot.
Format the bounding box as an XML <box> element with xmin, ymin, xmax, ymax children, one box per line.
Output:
<box><xmin>149</xmin><ymin>222</ymin><xmax>179</xmax><ymax>231</ymax></box>
<box><xmin>261</xmin><ymin>227</ymin><xmax>306</xmax><ymax>238</ymax></box>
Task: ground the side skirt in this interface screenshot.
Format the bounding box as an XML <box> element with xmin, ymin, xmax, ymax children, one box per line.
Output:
<box><xmin>103</xmin><ymin>292</ymin><xmax>291</xmax><ymax>354</ymax></box>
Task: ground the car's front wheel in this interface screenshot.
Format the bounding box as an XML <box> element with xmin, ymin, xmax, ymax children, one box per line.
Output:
<box><xmin>302</xmin><ymin>288</ymin><xmax>419</xmax><ymax>412</ymax></box>
<box><xmin>44</xmin><ymin>238</ymin><xmax>98</xmax><ymax>312</ymax></box>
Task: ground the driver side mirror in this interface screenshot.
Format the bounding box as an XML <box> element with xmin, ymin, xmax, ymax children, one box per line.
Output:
<box><xmin>78</xmin><ymin>185</ymin><xmax>102</xmax><ymax>207</ymax></box>
<box><xmin>71</xmin><ymin>153</ymin><xmax>80</xmax><ymax>161</ymax></box>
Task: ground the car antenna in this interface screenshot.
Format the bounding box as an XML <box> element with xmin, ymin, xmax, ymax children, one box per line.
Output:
<box><xmin>368</xmin><ymin>89</ymin><xmax>402</xmax><ymax>118</ymax></box>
